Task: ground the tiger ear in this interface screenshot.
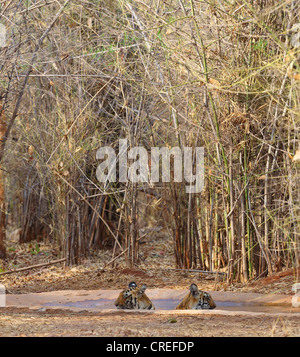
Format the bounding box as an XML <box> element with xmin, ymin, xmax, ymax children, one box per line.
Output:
<box><xmin>128</xmin><ymin>281</ymin><xmax>137</xmax><ymax>288</ymax></box>
<box><xmin>136</xmin><ymin>284</ymin><xmax>147</xmax><ymax>297</ymax></box>
<box><xmin>190</xmin><ymin>283</ymin><xmax>199</xmax><ymax>296</ymax></box>
<box><xmin>140</xmin><ymin>284</ymin><xmax>147</xmax><ymax>293</ymax></box>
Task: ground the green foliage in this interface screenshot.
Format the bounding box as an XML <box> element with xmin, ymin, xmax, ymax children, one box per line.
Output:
<box><xmin>29</xmin><ymin>243</ymin><xmax>40</xmax><ymax>256</ymax></box>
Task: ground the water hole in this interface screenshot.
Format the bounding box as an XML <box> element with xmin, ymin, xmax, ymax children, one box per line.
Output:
<box><xmin>43</xmin><ymin>298</ymin><xmax>300</xmax><ymax>313</ymax></box>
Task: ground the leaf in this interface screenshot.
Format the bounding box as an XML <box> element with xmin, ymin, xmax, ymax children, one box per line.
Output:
<box><xmin>292</xmin><ymin>149</ymin><xmax>300</xmax><ymax>162</ymax></box>
<box><xmin>209</xmin><ymin>78</ymin><xmax>220</xmax><ymax>87</ymax></box>
<box><xmin>28</xmin><ymin>145</ymin><xmax>34</xmax><ymax>156</ymax></box>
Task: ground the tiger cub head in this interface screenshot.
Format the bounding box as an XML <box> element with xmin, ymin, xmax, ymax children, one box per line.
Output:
<box><xmin>114</xmin><ymin>282</ymin><xmax>155</xmax><ymax>310</ymax></box>
<box><xmin>176</xmin><ymin>283</ymin><xmax>216</xmax><ymax>310</ymax></box>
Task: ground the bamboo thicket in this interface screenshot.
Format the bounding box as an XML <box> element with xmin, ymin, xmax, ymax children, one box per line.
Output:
<box><xmin>0</xmin><ymin>0</ymin><xmax>298</xmax><ymax>281</ymax></box>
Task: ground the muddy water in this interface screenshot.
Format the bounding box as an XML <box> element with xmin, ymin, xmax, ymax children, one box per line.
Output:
<box><xmin>7</xmin><ymin>289</ymin><xmax>300</xmax><ymax>315</ymax></box>
<box><xmin>43</xmin><ymin>298</ymin><xmax>300</xmax><ymax>313</ymax></box>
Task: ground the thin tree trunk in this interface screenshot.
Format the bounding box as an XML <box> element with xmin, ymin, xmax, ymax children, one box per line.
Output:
<box><xmin>130</xmin><ymin>182</ymin><xmax>138</xmax><ymax>266</ymax></box>
<box><xmin>228</xmin><ymin>146</ymin><xmax>235</xmax><ymax>283</ymax></box>
<box><xmin>0</xmin><ymin>105</ymin><xmax>6</xmax><ymax>259</ymax></box>
<box><xmin>195</xmin><ymin>196</ymin><xmax>203</xmax><ymax>269</ymax></box>
<box><xmin>208</xmin><ymin>184</ymin><xmax>215</xmax><ymax>272</ymax></box>
<box><xmin>240</xmin><ymin>152</ymin><xmax>248</xmax><ymax>282</ymax></box>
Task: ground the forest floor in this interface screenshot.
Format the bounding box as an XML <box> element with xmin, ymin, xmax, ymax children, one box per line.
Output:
<box><xmin>0</xmin><ymin>228</ymin><xmax>299</xmax><ymax>337</ymax></box>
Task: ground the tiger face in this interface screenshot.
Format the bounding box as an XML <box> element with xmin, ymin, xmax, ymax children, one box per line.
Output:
<box><xmin>114</xmin><ymin>283</ymin><xmax>155</xmax><ymax>310</ymax></box>
<box><xmin>176</xmin><ymin>283</ymin><xmax>216</xmax><ymax>310</ymax></box>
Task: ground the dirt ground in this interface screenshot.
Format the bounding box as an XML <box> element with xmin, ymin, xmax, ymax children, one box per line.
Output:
<box><xmin>0</xmin><ymin>231</ymin><xmax>299</xmax><ymax>337</ymax></box>
<box><xmin>0</xmin><ymin>307</ymin><xmax>299</xmax><ymax>337</ymax></box>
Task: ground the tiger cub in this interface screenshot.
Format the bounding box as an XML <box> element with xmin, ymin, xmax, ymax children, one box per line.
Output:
<box><xmin>114</xmin><ymin>282</ymin><xmax>155</xmax><ymax>310</ymax></box>
<box><xmin>176</xmin><ymin>283</ymin><xmax>216</xmax><ymax>310</ymax></box>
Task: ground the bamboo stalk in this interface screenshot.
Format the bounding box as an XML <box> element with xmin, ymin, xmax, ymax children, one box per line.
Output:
<box><xmin>228</xmin><ymin>145</ymin><xmax>235</xmax><ymax>283</ymax></box>
<box><xmin>240</xmin><ymin>152</ymin><xmax>248</xmax><ymax>282</ymax></box>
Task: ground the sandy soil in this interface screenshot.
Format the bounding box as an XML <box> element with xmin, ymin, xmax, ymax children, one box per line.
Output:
<box><xmin>0</xmin><ymin>307</ymin><xmax>299</xmax><ymax>337</ymax></box>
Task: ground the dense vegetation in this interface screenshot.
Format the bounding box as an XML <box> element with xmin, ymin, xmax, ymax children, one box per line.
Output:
<box><xmin>0</xmin><ymin>0</ymin><xmax>299</xmax><ymax>283</ymax></box>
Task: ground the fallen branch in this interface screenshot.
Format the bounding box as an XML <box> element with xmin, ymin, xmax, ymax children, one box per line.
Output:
<box><xmin>158</xmin><ymin>268</ymin><xmax>227</xmax><ymax>276</ymax></box>
<box><xmin>0</xmin><ymin>258</ymin><xmax>66</xmax><ymax>275</ymax></box>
